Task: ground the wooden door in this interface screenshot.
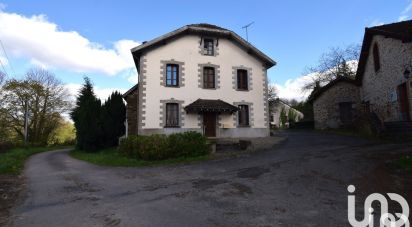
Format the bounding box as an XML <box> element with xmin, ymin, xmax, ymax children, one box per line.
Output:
<box><xmin>203</xmin><ymin>113</ymin><xmax>216</xmax><ymax>137</ymax></box>
<box><xmin>339</xmin><ymin>102</ymin><xmax>353</xmax><ymax>124</ymax></box>
<box><xmin>397</xmin><ymin>83</ymin><xmax>411</xmax><ymax>121</ymax></box>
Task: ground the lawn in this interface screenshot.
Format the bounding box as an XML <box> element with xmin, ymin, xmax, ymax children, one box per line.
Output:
<box><xmin>70</xmin><ymin>147</ymin><xmax>211</xmax><ymax>167</ymax></box>
<box><xmin>0</xmin><ymin>147</ymin><xmax>66</xmax><ymax>174</ymax></box>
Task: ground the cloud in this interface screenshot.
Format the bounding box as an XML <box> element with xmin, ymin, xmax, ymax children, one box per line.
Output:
<box><xmin>65</xmin><ymin>83</ymin><xmax>127</xmax><ymax>102</ymax></box>
<box><xmin>399</xmin><ymin>15</ymin><xmax>409</xmax><ymax>22</ymax></box>
<box><xmin>0</xmin><ymin>10</ymin><xmax>140</xmax><ymax>75</ymax></box>
<box><xmin>370</xmin><ymin>19</ymin><xmax>384</xmax><ymax>27</ymax></box>
<box><xmin>272</xmin><ymin>73</ymin><xmax>317</xmax><ymax>102</ymax></box>
<box><xmin>127</xmin><ymin>74</ymin><xmax>138</xmax><ymax>84</ymax></box>
<box><xmin>399</xmin><ymin>1</ymin><xmax>412</xmax><ymax>21</ymax></box>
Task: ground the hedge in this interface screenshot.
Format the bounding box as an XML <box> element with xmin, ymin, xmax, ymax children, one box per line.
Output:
<box><xmin>118</xmin><ymin>131</ymin><xmax>209</xmax><ymax>161</ymax></box>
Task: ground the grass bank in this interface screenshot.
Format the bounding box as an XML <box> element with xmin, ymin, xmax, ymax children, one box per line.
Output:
<box><xmin>70</xmin><ymin>147</ymin><xmax>210</xmax><ymax>167</ymax></box>
<box><xmin>0</xmin><ymin>146</ymin><xmax>70</xmax><ymax>174</ymax></box>
<box><xmin>390</xmin><ymin>155</ymin><xmax>412</xmax><ymax>172</ymax></box>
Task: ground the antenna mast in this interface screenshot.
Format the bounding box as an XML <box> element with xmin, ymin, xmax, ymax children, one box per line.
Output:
<box><xmin>242</xmin><ymin>22</ymin><xmax>255</xmax><ymax>42</ymax></box>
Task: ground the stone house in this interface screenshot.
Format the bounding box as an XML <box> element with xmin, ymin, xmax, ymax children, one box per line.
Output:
<box><xmin>270</xmin><ymin>99</ymin><xmax>304</xmax><ymax>128</ymax></box>
<box><xmin>311</xmin><ymin>20</ymin><xmax>412</xmax><ymax>130</ymax></box>
<box><xmin>123</xmin><ymin>24</ymin><xmax>276</xmax><ymax>137</ymax></box>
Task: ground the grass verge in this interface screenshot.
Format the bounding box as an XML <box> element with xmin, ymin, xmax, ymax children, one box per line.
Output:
<box><xmin>70</xmin><ymin>147</ymin><xmax>210</xmax><ymax>167</ymax></box>
<box><xmin>390</xmin><ymin>155</ymin><xmax>412</xmax><ymax>172</ymax></box>
<box><xmin>0</xmin><ymin>147</ymin><xmax>69</xmax><ymax>174</ymax></box>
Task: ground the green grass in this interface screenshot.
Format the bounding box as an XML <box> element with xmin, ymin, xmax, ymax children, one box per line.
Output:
<box><xmin>70</xmin><ymin>147</ymin><xmax>211</xmax><ymax>167</ymax></box>
<box><xmin>0</xmin><ymin>147</ymin><xmax>67</xmax><ymax>174</ymax></box>
<box><xmin>391</xmin><ymin>155</ymin><xmax>412</xmax><ymax>172</ymax></box>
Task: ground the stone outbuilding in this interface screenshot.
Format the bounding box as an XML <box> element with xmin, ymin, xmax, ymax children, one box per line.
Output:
<box><xmin>311</xmin><ymin>20</ymin><xmax>412</xmax><ymax>130</ymax></box>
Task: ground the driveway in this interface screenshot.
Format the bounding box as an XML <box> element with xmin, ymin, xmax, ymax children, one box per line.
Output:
<box><xmin>11</xmin><ymin>131</ymin><xmax>411</xmax><ymax>226</ymax></box>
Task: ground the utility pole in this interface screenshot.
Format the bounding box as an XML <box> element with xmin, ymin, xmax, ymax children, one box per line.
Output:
<box><xmin>242</xmin><ymin>22</ymin><xmax>255</xmax><ymax>42</ymax></box>
<box><xmin>24</xmin><ymin>99</ymin><xmax>29</xmax><ymax>145</ymax></box>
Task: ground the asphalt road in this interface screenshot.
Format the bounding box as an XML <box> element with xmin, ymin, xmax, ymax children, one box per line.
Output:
<box><xmin>11</xmin><ymin>131</ymin><xmax>410</xmax><ymax>226</ymax></box>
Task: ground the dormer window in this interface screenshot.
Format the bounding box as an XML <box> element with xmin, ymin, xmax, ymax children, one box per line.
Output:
<box><xmin>373</xmin><ymin>43</ymin><xmax>381</xmax><ymax>72</ymax></box>
<box><xmin>203</xmin><ymin>38</ymin><xmax>214</xmax><ymax>55</ymax></box>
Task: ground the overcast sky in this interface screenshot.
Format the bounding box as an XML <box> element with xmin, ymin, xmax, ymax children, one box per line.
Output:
<box><xmin>0</xmin><ymin>0</ymin><xmax>410</xmax><ymax>101</ymax></box>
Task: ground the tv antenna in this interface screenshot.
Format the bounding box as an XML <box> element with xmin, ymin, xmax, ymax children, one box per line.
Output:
<box><xmin>242</xmin><ymin>22</ymin><xmax>254</xmax><ymax>42</ymax></box>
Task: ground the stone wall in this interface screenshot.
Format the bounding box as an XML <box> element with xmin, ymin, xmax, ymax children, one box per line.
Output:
<box><xmin>361</xmin><ymin>35</ymin><xmax>412</xmax><ymax>122</ymax></box>
<box><xmin>125</xmin><ymin>87</ymin><xmax>139</xmax><ymax>135</ymax></box>
<box><xmin>313</xmin><ymin>82</ymin><xmax>361</xmax><ymax>129</ymax></box>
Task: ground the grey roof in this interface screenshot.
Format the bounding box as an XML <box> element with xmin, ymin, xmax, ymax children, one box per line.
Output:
<box><xmin>184</xmin><ymin>99</ymin><xmax>239</xmax><ymax>113</ymax></box>
<box><xmin>122</xmin><ymin>83</ymin><xmax>138</xmax><ymax>98</ymax></box>
<box><xmin>356</xmin><ymin>20</ymin><xmax>412</xmax><ymax>83</ymax></box>
<box><xmin>131</xmin><ymin>23</ymin><xmax>276</xmax><ymax>68</ymax></box>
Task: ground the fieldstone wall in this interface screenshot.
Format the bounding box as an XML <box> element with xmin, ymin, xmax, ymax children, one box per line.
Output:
<box><xmin>361</xmin><ymin>35</ymin><xmax>412</xmax><ymax>122</ymax></box>
<box><xmin>313</xmin><ymin>82</ymin><xmax>361</xmax><ymax>129</ymax></box>
<box><xmin>125</xmin><ymin>88</ymin><xmax>139</xmax><ymax>135</ymax></box>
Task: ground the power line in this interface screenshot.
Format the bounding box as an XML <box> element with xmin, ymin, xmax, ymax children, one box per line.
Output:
<box><xmin>0</xmin><ymin>57</ymin><xmax>8</xmax><ymax>76</ymax></box>
<box><xmin>0</xmin><ymin>39</ymin><xmax>15</xmax><ymax>76</ymax></box>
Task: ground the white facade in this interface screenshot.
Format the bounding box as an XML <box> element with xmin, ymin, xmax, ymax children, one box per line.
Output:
<box><xmin>129</xmin><ymin>25</ymin><xmax>275</xmax><ymax>137</ymax></box>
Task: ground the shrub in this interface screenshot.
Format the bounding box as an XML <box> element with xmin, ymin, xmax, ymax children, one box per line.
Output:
<box><xmin>118</xmin><ymin>132</ymin><xmax>209</xmax><ymax>161</ymax></box>
<box><xmin>168</xmin><ymin>131</ymin><xmax>209</xmax><ymax>157</ymax></box>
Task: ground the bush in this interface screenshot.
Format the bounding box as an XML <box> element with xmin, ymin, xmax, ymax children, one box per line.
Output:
<box><xmin>118</xmin><ymin>132</ymin><xmax>209</xmax><ymax>161</ymax></box>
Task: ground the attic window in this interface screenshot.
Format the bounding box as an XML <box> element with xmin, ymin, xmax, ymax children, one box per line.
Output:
<box><xmin>203</xmin><ymin>38</ymin><xmax>214</xmax><ymax>55</ymax></box>
<box><xmin>373</xmin><ymin>43</ymin><xmax>381</xmax><ymax>72</ymax></box>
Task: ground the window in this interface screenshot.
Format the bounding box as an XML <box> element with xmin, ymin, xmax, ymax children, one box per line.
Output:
<box><xmin>238</xmin><ymin>105</ymin><xmax>249</xmax><ymax>126</ymax></box>
<box><xmin>203</xmin><ymin>38</ymin><xmax>214</xmax><ymax>55</ymax></box>
<box><xmin>373</xmin><ymin>43</ymin><xmax>380</xmax><ymax>72</ymax></box>
<box><xmin>166</xmin><ymin>64</ymin><xmax>179</xmax><ymax>87</ymax></box>
<box><xmin>165</xmin><ymin>103</ymin><xmax>179</xmax><ymax>127</ymax></box>
<box><xmin>237</xmin><ymin>69</ymin><xmax>248</xmax><ymax>90</ymax></box>
<box><xmin>203</xmin><ymin>67</ymin><xmax>215</xmax><ymax>88</ymax></box>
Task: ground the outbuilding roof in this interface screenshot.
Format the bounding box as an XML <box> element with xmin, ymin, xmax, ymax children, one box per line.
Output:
<box><xmin>308</xmin><ymin>77</ymin><xmax>359</xmax><ymax>102</ymax></box>
<box><xmin>355</xmin><ymin>20</ymin><xmax>412</xmax><ymax>83</ymax></box>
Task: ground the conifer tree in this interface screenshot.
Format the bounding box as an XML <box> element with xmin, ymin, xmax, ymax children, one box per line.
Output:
<box><xmin>70</xmin><ymin>77</ymin><xmax>102</xmax><ymax>151</ymax></box>
<box><xmin>101</xmin><ymin>91</ymin><xmax>126</xmax><ymax>147</ymax></box>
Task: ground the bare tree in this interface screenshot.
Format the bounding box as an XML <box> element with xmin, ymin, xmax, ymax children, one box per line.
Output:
<box><xmin>268</xmin><ymin>84</ymin><xmax>278</xmax><ymax>103</ymax></box>
<box><xmin>303</xmin><ymin>44</ymin><xmax>361</xmax><ymax>91</ymax></box>
<box><xmin>0</xmin><ymin>68</ymin><xmax>71</xmax><ymax>144</ymax></box>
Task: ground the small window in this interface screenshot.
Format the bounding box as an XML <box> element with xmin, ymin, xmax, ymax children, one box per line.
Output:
<box><xmin>373</xmin><ymin>43</ymin><xmax>380</xmax><ymax>72</ymax></box>
<box><xmin>166</xmin><ymin>64</ymin><xmax>179</xmax><ymax>87</ymax></box>
<box><xmin>203</xmin><ymin>38</ymin><xmax>214</xmax><ymax>55</ymax></box>
<box><xmin>165</xmin><ymin>103</ymin><xmax>179</xmax><ymax>127</ymax></box>
<box><xmin>238</xmin><ymin>105</ymin><xmax>249</xmax><ymax>126</ymax></box>
<box><xmin>237</xmin><ymin>69</ymin><xmax>248</xmax><ymax>90</ymax></box>
<box><xmin>203</xmin><ymin>67</ymin><xmax>215</xmax><ymax>88</ymax></box>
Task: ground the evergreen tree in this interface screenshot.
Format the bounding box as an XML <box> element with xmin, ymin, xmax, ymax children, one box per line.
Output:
<box><xmin>101</xmin><ymin>91</ymin><xmax>126</xmax><ymax>147</ymax></box>
<box><xmin>70</xmin><ymin>77</ymin><xmax>102</xmax><ymax>151</ymax></box>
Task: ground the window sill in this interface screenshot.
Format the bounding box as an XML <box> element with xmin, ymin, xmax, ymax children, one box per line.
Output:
<box><xmin>165</xmin><ymin>86</ymin><xmax>180</xmax><ymax>88</ymax></box>
<box><xmin>164</xmin><ymin>126</ymin><xmax>181</xmax><ymax>128</ymax></box>
<box><xmin>203</xmin><ymin>87</ymin><xmax>217</xmax><ymax>90</ymax></box>
<box><xmin>237</xmin><ymin>125</ymin><xmax>250</xmax><ymax>128</ymax></box>
<box><xmin>236</xmin><ymin>89</ymin><xmax>249</xmax><ymax>92</ymax></box>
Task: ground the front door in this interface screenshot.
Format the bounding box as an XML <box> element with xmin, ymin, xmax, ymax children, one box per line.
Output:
<box><xmin>203</xmin><ymin>113</ymin><xmax>216</xmax><ymax>137</ymax></box>
<box><xmin>397</xmin><ymin>83</ymin><xmax>411</xmax><ymax>121</ymax></box>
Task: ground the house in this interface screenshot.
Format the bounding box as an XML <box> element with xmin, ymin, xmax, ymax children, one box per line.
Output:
<box><xmin>123</xmin><ymin>24</ymin><xmax>276</xmax><ymax>137</ymax></box>
<box><xmin>270</xmin><ymin>99</ymin><xmax>304</xmax><ymax>128</ymax></box>
<box><xmin>311</xmin><ymin>20</ymin><xmax>412</xmax><ymax>130</ymax></box>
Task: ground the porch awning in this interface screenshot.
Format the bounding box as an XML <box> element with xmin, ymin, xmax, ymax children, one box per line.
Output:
<box><xmin>185</xmin><ymin>99</ymin><xmax>239</xmax><ymax>113</ymax></box>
